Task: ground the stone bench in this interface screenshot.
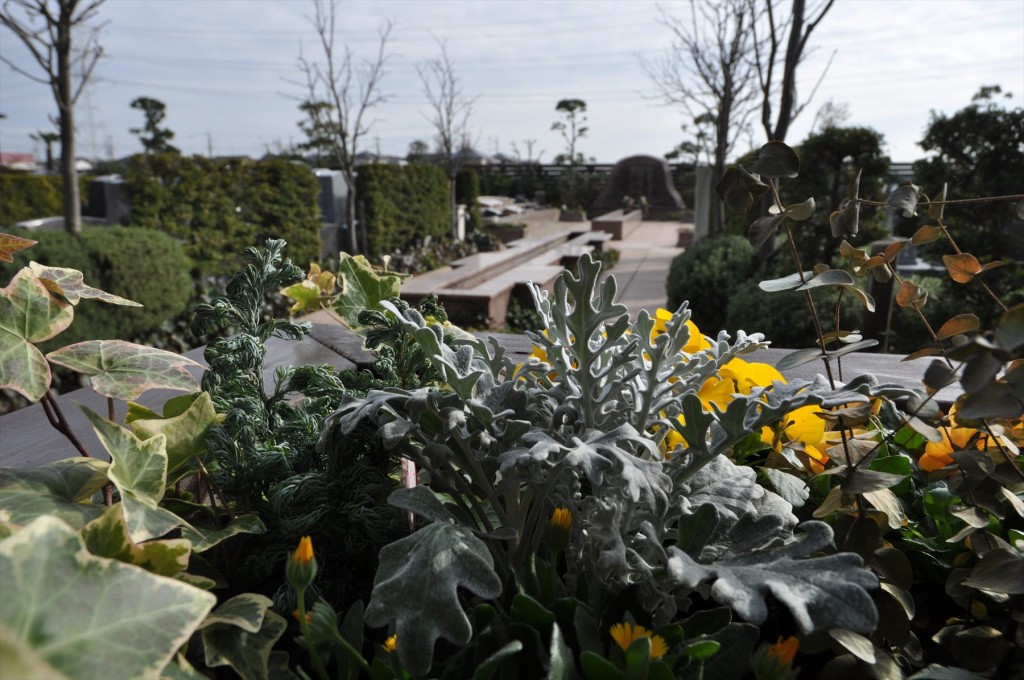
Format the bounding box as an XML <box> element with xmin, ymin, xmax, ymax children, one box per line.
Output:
<box><xmin>591</xmin><ymin>209</ymin><xmax>643</xmax><ymax>241</ymax></box>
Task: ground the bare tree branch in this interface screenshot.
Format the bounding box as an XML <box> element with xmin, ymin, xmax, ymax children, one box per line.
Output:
<box><xmin>298</xmin><ymin>0</ymin><xmax>393</xmax><ymax>254</ymax></box>
<box><xmin>0</xmin><ymin>0</ymin><xmax>106</xmax><ymax>234</ymax></box>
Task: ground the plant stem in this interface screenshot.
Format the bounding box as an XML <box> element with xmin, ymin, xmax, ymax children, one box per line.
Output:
<box><xmin>858</xmin><ymin>194</ymin><xmax>1024</xmax><ymax>207</ymax></box>
<box><xmin>296</xmin><ymin>589</ymin><xmax>332</xmax><ymax>680</ymax></box>
<box><xmin>107</xmin><ymin>397</ymin><xmax>115</xmax><ymax>422</ymax></box>
<box><xmin>41</xmin><ymin>392</ymin><xmax>92</xmax><ymax>458</ymax></box>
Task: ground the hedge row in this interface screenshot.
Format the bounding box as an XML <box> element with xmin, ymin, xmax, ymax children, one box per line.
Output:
<box><xmin>0</xmin><ymin>226</ymin><xmax>193</xmax><ymax>349</ymax></box>
<box><xmin>122</xmin><ymin>154</ymin><xmax>322</xmax><ymax>275</ymax></box>
<box><xmin>356</xmin><ymin>164</ymin><xmax>449</xmax><ymax>255</ymax></box>
<box><xmin>0</xmin><ymin>174</ymin><xmax>91</xmax><ymax>228</ymax></box>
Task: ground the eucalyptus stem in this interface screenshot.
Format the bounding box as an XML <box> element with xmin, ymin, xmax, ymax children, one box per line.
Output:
<box><xmin>935</xmin><ymin>218</ymin><xmax>1009</xmax><ymax>313</ymax></box>
<box><xmin>858</xmin><ymin>193</ymin><xmax>1024</xmax><ymax>208</ymax></box>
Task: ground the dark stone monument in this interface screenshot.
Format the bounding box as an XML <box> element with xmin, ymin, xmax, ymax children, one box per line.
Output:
<box><xmin>590</xmin><ymin>155</ymin><xmax>685</xmax><ymax>218</ymax></box>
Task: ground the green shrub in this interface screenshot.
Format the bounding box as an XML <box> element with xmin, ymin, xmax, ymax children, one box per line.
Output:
<box><xmin>666</xmin><ymin>235</ymin><xmax>756</xmax><ymax>332</ymax></box>
<box><xmin>0</xmin><ymin>174</ymin><xmax>90</xmax><ymax>227</ymax></box>
<box><xmin>355</xmin><ymin>164</ymin><xmax>449</xmax><ymax>256</ymax></box>
<box><xmin>0</xmin><ymin>226</ymin><xmax>192</xmax><ymax>348</ymax></box>
<box><xmin>122</xmin><ymin>154</ymin><xmax>321</xmax><ymax>276</ymax></box>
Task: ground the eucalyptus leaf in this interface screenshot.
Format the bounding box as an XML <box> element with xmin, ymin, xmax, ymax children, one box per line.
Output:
<box><xmin>748</xmin><ymin>141</ymin><xmax>800</xmax><ymax>178</ymax></box>
<box><xmin>759</xmin><ymin>270</ymin><xmax>814</xmax><ymax>292</ymax></box>
<box><xmin>785</xmin><ymin>198</ymin><xmax>816</xmax><ymax>222</ymax></box>
<box><xmin>0</xmin><ymin>516</ymin><xmax>215</xmax><ymax>680</ymax></box>
<box><xmin>795</xmin><ymin>269</ymin><xmax>855</xmax><ymax>290</ymax></box>
<box><xmin>887</xmin><ymin>184</ymin><xmax>922</xmax><ymax>218</ymax></box>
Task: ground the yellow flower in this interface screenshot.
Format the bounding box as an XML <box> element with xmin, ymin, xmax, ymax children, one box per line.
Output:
<box><xmin>770</xmin><ymin>636</ymin><xmax>798</xmax><ymax>665</ymax></box>
<box><xmin>291</xmin><ymin>609</ymin><xmax>312</xmax><ymax>624</ymax></box>
<box><xmin>920</xmin><ymin>424</ymin><xmax>981</xmax><ymax>472</ymax></box>
<box><xmin>651</xmin><ymin>309</ymin><xmax>711</xmax><ymax>355</ymax></box>
<box><xmin>293</xmin><ymin>536</ymin><xmax>314</xmax><ymax>566</ymax></box>
<box><xmin>698</xmin><ymin>357</ymin><xmax>785</xmax><ymax>411</ymax></box>
<box><xmin>761</xmin><ymin>405</ymin><xmax>830</xmax><ymax>474</ymax></box>
<box><xmin>549</xmin><ymin>507</ymin><xmax>571</xmax><ymax>531</ymax></box>
<box><xmin>381</xmin><ymin>634</ymin><xmax>397</xmax><ymax>653</ymax></box>
<box><xmin>609</xmin><ymin>622</ymin><xmax>668</xmax><ymax>659</ymax></box>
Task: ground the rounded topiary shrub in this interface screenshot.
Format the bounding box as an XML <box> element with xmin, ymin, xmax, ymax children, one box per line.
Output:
<box><xmin>0</xmin><ymin>226</ymin><xmax>193</xmax><ymax>348</ymax></box>
<box><xmin>666</xmin><ymin>235</ymin><xmax>756</xmax><ymax>333</ymax></box>
<box><xmin>724</xmin><ymin>279</ymin><xmax>866</xmax><ymax>350</ymax></box>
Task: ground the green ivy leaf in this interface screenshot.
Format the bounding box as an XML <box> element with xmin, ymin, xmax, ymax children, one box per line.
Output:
<box><xmin>332</xmin><ymin>253</ymin><xmax>405</xmax><ymax>328</ymax></box>
<box><xmin>127</xmin><ymin>392</ymin><xmax>219</xmax><ymax>476</ymax></box>
<box><xmin>0</xmin><ymin>458</ymin><xmax>110</xmax><ymax>528</ymax></box>
<box><xmin>0</xmin><ymin>516</ymin><xmax>215</xmax><ymax>680</ymax></box>
<box><xmin>180</xmin><ymin>514</ymin><xmax>266</xmax><ymax>553</ymax></box>
<box><xmin>0</xmin><ymin>268</ymin><xmax>73</xmax><ymax>401</ymax></box>
<box><xmin>202</xmin><ymin>605</ymin><xmax>286</xmax><ymax>680</ymax></box>
<box><xmin>365</xmin><ymin>521</ymin><xmax>502</xmax><ymax>676</ymax></box>
<box><xmin>83</xmin><ymin>407</ymin><xmax>182</xmax><ymax>543</ymax></box>
<box><xmin>47</xmin><ymin>340</ymin><xmax>201</xmax><ymax>402</ymax></box>
<box><xmin>81</xmin><ymin>505</ymin><xmax>191</xmax><ymax>577</ymax></box>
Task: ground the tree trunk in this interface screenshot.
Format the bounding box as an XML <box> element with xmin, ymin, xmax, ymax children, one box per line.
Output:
<box><xmin>773</xmin><ymin>0</ymin><xmax>806</xmax><ymax>142</ymax></box>
<box><xmin>57</xmin><ymin>7</ymin><xmax>81</xmax><ymax>235</ymax></box>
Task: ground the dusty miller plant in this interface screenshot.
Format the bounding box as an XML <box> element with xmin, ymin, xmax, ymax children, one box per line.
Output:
<box><xmin>317</xmin><ymin>253</ymin><xmax>923</xmax><ymax>675</ymax></box>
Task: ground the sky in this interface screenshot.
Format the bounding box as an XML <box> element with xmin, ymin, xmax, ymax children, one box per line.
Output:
<box><xmin>1</xmin><ymin>0</ymin><xmax>1022</xmax><ymax>166</ymax></box>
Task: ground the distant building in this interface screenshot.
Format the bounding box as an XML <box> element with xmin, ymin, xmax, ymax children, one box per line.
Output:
<box><xmin>0</xmin><ymin>153</ymin><xmax>37</xmax><ymax>173</ymax></box>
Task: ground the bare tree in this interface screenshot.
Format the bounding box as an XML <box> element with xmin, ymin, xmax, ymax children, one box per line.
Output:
<box><xmin>749</xmin><ymin>0</ymin><xmax>835</xmax><ymax>143</ymax></box>
<box><xmin>298</xmin><ymin>0</ymin><xmax>392</xmax><ymax>254</ymax></box>
<box><xmin>641</xmin><ymin>1</ymin><xmax>758</xmax><ymax>235</ymax></box>
<box><xmin>417</xmin><ymin>37</ymin><xmax>478</xmax><ymax>238</ymax></box>
<box><xmin>1</xmin><ymin>0</ymin><xmax>105</xmax><ymax>234</ymax></box>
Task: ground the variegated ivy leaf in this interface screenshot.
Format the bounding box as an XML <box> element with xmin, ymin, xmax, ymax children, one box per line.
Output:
<box><xmin>83</xmin><ymin>407</ymin><xmax>183</xmax><ymax>542</ymax></box>
<box><xmin>29</xmin><ymin>262</ymin><xmax>142</xmax><ymax>306</ymax></box>
<box><xmin>81</xmin><ymin>504</ymin><xmax>191</xmax><ymax>577</ymax></box>
<box><xmin>332</xmin><ymin>252</ymin><xmax>407</xmax><ymax>328</ymax></box>
<box><xmin>202</xmin><ymin>607</ymin><xmax>287</xmax><ymax>680</ymax></box>
<box><xmin>668</xmin><ymin>519</ymin><xmax>878</xmax><ymax>634</ymax></box>
<box><xmin>180</xmin><ymin>514</ymin><xmax>266</xmax><ymax>553</ymax></box>
<box><xmin>0</xmin><ymin>267</ymin><xmax>73</xmax><ymax>401</ymax></box>
<box><xmin>0</xmin><ymin>516</ymin><xmax>216</xmax><ymax>680</ymax></box>
<box><xmin>0</xmin><ymin>457</ymin><xmax>110</xmax><ymax>529</ymax></box>
<box><xmin>365</xmin><ymin>520</ymin><xmax>502</xmax><ymax>676</ymax></box>
<box><xmin>127</xmin><ymin>392</ymin><xmax>219</xmax><ymax>477</ymax></box>
<box><xmin>47</xmin><ymin>340</ymin><xmax>201</xmax><ymax>401</ymax></box>
<box><xmin>0</xmin><ymin>232</ymin><xmax>36</xmax><ymax>262</ymax></box>
<box><xmin>199</xmin><ymin>593</ymin><xmax>273</xmax><ymax>633</ymax></box>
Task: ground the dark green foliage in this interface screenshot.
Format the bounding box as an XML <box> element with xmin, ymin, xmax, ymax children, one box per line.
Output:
<box><xmin>0</xmin><ymin>226</ymin><xmax>192</xmax><ymax>347</ymax></box>
<box><xmin>360</xmin><ymin>295</ymin><xmax>449</xmax><ymax>389</ymax></box>
<box><xmin>122</xmin><ymin>153</ymin><xmax>321</xmax><ymax>277</ymax></box>
<box><xmin>193</xmin><ymin>240</ymin><xmax>402</xmax><ymax>607</ymax></box>
<box><xmin>779</xmin><ymin>126</ymin><xmax>890</xmax><ymax>267</ymax></box>
<box><xmin>666</xmin><ymin>235</ymin><xmax>756</xmax><ymax>332</ymax></box>
<box><xmin>0</xmin><ymin>174</ymin><xmax>90</xmax><ymax>227</ymax></box>
<box><xmin>355</xmin><ymin>163</ymin><xmax>449</xmax><ymax>256</ymax></box>
<box><xmin>455</xmin><ymin>168</ymin><xmax>483</xmax><ymax>232</ymax></box>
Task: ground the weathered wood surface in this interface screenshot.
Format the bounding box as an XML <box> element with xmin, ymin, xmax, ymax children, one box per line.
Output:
<box><xmin>0</xmin><ymin>324</ymin><xmax>958</xmax><ymax>469</ymax></box>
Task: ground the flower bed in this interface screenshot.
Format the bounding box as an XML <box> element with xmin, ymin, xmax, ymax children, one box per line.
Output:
<box><xmin>0</xmin><ymin>137</ymin><xmax>1021</xmax><ymax>679</ymax></box>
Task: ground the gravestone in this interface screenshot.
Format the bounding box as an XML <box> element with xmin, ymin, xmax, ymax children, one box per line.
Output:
<box><xmin>85</xmin><ymin>175</ymin><xmax>131</xmax><ymax>224</ymax></box>
<box><xmin>590</xmin><ymin>155</ymin><xmax>685</xmax><ymax>218</ymax></box>
<box><xmin>315</xmin><ymin>169</ymin><xmax>348</xmax><ymax>259</ymax></box>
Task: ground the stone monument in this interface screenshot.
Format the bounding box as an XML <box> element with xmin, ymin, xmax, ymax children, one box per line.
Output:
<box><xmin>590</xmin><ymin>155</ymin><xmax>686</xmax><ymax>218</ymax></box>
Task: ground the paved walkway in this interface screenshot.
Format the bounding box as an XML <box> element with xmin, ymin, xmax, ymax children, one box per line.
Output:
<box><xmin>519</xmin><ymin>216</ymin><xmax>686</xmax><ymax>320</ymax></box>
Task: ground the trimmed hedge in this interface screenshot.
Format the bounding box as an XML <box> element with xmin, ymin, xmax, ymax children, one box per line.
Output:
<box><xmin>666</xmin><ymin>235</ymin><xmax>757</xmax><ymax>333</ymax></box>
<box><xmin>356</xmin><ymin>164</ymin><xmax>449</xmax><ymax>256</ymax></box>
<box><xmin>122</xmin><ymin>154</ymin><xmax>321</xmax><ymax>276</ymax></box>
<box><xmin>455</xmin><ymin>168</ymin><xmax>483</xmax><ymax>232</ymax></box>
<box><xmin>0</xmin><ymin>226</ymin><xmax>193</xmax><ymax>348</ymax></box>
<box><xmin>0</xmin><ymin>174</ymin><xmax>90</xmax><ymax>227</ymax></box>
